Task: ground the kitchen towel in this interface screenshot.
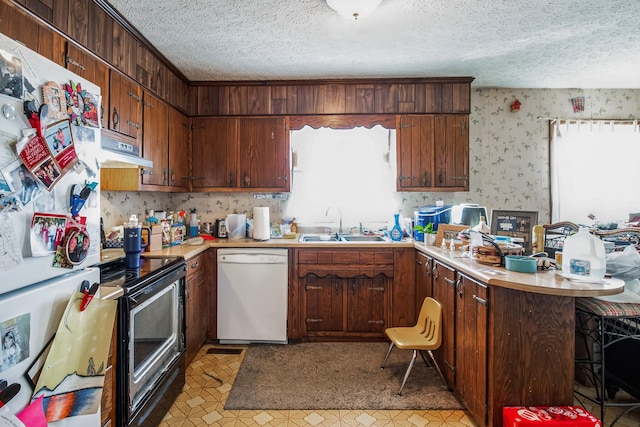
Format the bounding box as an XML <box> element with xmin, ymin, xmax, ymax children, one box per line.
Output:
<box><xmin>253</xmin><ymin>207</ymin><xmax>270</xmax><ymax>241</ymax></box>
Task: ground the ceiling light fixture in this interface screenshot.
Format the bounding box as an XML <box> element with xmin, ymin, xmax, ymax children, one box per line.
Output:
<box><xmin>326</xmin><ymin>0</ymin><xmax>383</xmax><ymax>20</ymax></box>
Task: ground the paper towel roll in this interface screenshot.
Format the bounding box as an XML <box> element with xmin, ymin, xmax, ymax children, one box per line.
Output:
<box><xmin>253</xmin><ymin>207</ymin><xmax>270</xmax><ymax>240</ymax></box>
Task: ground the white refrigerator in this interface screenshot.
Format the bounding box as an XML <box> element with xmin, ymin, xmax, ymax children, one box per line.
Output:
<box><xmin>0</xmin><ymin>30</ymin><xmax>107</xmax><ymax>426</ymax></box>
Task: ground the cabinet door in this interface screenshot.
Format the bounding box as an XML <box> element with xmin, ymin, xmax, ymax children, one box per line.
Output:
<box><xmin>192</xmin><ymin>117</ymin><xmax>238</xmax><ymax>189</ymax></box>
<box><xmin>455</xmin><ymin>275</ymin><xmax>488</xmax><ymax>425</ymax></box>
<box><xmin>238</xmin><ymin>117</ymin><xmax>289</xmax><ymax>190</ymax></box>
<box><xmin>346</xmin><ymin>277</ymin><xmax>387</xmax><ymax>333</ymax></box>
<box><xmin>432</xmin><ymin>260</ymin><xmax>457</xmax><ymax>388</ymax></box>
<box><xmin>65</xmin><ymin>43</ymin><xmax>109</xmax><ymax>123</ymax></box>
<box><xmin>396</xmin><ymin>115</ymin><xmax>434</xmax><ymax>190</ymax></box>
<box><xmin>185</xmin><ymin>254</ymin><xmax>206</xmax><ymax>364</ymax></box>
<box><xmin>141</xmin><ymin>91</ymin><xmax>169</xmax><ymax>186</ymax></box>
<box><xmin>168</xmin><ymin>107</ymin><xmax>190</xmax><ymax>190</ymax></box>
<box><xmin>304</xmin><ymin>275</ymin><xmax>343</xmax><ymax>332</ymax></box>
<box><xmin>434</xmin><ymin>115</ymin><xmax>468</xmax><ymax>190</ymax></box>
<box><xmin>415</xmin><ymin>251</ymin><xmax>433</xmax><ymax>311</ymax></box>
<box><xmin>108</xmin><ymin>71</ymin><xmax>142</xmax><ymax>144</ymax></box>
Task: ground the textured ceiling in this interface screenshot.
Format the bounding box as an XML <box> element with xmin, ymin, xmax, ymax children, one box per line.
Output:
<box><xmin>106</xmin><ymin>0</ymin><xmax>640</xmax><ymax>88</ymax></box>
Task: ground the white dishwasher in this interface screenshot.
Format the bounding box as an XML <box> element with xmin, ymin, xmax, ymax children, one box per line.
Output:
<box><xmin>217</xmin><ymin>248</ymin><xmax>288</xmax><ymax>344</ymax></box>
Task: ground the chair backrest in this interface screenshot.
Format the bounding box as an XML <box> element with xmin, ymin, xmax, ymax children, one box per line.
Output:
<box><xmin>416</xmin><ymin>297</ymin><xmax>442</xmax><ymax>348</ymax></box>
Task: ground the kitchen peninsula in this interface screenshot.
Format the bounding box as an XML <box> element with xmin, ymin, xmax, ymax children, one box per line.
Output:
<box><xmin>142</xmin><ymin>238</ymin><xmax>623</xmax><ymax>427</ymax></box>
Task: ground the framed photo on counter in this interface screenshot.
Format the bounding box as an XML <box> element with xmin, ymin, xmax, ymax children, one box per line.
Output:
<box><xmin>436</xmin><ymin>224</ymin><xmax>468</xmax><ymax>248</ymax></box>
<box><xmin>490</xmin><ymin>210</ymin><xmax>538</xmax><ymax>254</ymax></box>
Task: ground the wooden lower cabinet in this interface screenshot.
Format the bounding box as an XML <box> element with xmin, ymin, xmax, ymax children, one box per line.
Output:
<box><xmin>185</xmin><ymin>252</ymin><xmax>209</xmax><ymax>364</ymax></box>
<box><xmin>455</xmin><ymin>274</ymin><xmax>488</xmax><ymax>426</ymax></box>
<box><xmin>415</xmin><ymin>250</ymin><xmax>433</xmax><ymax>307</ymax></box>
<box><xmin>432</xmin><ymin>260</ymin><xmax>457</xmax><ymax>387</ymax></box>
<box><xmin>100</xmin><ymin>318</ymin><xmax>117</xmax><ymax>427</ymax></box>
<box><xmin>298</xmin><ymin>248</ymin><xmax>393</xmax><ymax>339</ymax></box>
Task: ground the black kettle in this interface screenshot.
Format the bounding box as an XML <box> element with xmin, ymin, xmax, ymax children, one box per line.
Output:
<box><xmin>214</xmin><ymin>219</ymin><xmax>227</xmax><ymax>238</ymax></box>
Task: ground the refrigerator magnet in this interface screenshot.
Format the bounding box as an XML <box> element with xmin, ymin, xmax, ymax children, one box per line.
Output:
<box><xmin>62</xmin><ymin>228</ymin><xmax>90</xmax><ymax>265</ymax></box>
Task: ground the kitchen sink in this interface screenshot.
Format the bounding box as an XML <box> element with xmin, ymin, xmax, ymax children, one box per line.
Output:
<box><xmin>300</xmin><ymin>235</ymin><xmax>339</xmax><ymax>242</ymax></box>
<box><xmin>340</xmin><ymin>235</ymin><xmax>388</xmax><ymax>242</ymax></box>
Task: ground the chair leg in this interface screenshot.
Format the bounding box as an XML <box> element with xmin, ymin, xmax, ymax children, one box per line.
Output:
<box><xmin>418</xmin><ymin>349</ymin><xmax>430</xmax><ymax>367</ymax></box>
<box><xmin>381</xmin><ymin>342</ymin><xmax>394</xmax><ymax>369</ymax></box>
<box><xmin>398</xmin><ymin>349</ymin><xmax>418</xmax><ymax>395</ymax></box>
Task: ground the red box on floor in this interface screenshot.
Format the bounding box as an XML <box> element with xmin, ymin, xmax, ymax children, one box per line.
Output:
<box><xmin>503</xmin><ymin>406</ymin><xmax>600</xmax><ymax>427</ymax></box>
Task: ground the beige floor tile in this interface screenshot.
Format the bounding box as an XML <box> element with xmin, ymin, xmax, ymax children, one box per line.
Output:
<box><xmin>161</xmin><ymin>344</ymin><xmax>640</xmax><ymax>427</ymax></box>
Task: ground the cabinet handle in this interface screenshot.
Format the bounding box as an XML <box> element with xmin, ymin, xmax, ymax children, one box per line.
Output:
<box><xmin>369</xmin><ymin>287</ymin><xmax>385</xmax><ymax>292</ymax></box>
<box><xmin>439</xmin><ymin>171</ymin><xmax>443</xmax><ymax>184</ymax></box>
<box><xmin>143</xmin><ymin>100</ymin><xmax>153</xmax><ymax>108</ymax></box>
<box><xmin>127</xmin><ymin>91</ymin><xmax>140</xmax><ymax>102</ymax></box>
<box><xmin>473</xmin><ymin>295</ymin><xmax>488</xmax><ymax>306</ymax></box>
<box><xmin>190</xmin><ymin>261</ymin><xmax>199</xmax><ymax>269</ymax></box>
<box><xmin>351</xmin><ymin>279</ymin><xmax>356</xmax><ymax>293</ymax></box>
<box><xmin>112</xmin><ymin>108</ymin><xmax>119</xmax><ymax>127</ymax></box>
<box><xmin>127</xmin><ymin>120</ymin><xmax>140</xmax><ymax>129</ymax></box>
<box><xmin>306</xmin><ymin>318</ymin><xmax>323</xmax><ymax>323</ymax></box>
<box><xmin>423</xmin><ymin>172</ymin><xmax>429</xmax><ymax>186</ymax></box>
<box><xmin>444</xmin><ymin>277</ymin><xmax>456</xmax><ymax>287</ymax></box>
<box><xmin>456</xmin><ymin>277</ymin><xmax>462</xmax><ymax>297</ymax></box>
<box><xmin>335</xmin><ymin>282</ymin><xmax>340</xmax><ymax>295</ymax></box>
<box><xmin>170</xmin><ymin>169</ymin><xmax>175</xmax><ymax>185</ymax></box>
<box><xmin>451</xmin><ymin>174</ymin><xmax>468</xmax><ymax>181</ymax></box>
<box><xmin>425</xmin><ymin>261</ymin><xmax>431</xmax><ymax>276</ymax></box>
<box><xmin>461</xmin><ymin>121</ymin><xmax>466</xmax><ymax>135</ymax></box>
<box><xmin>162</xmin><ymin>167</ymin><xmax>168</xmax><ymax>184</ymax></box>
<box><xmin>305</xmin><ymin>285</ymin><xmax>322</xmax><ymax>290</ymax></box>
<box><xmin>271</xmin><ymin>126</ymin><xmax>275</xmax><ymax>139</ymax></box>
<box><xmin>432</xmin><ymin>265</ymin><xmax>439</xmax><ymax>279</ymax></box>
<box><xmin>66</xmin><ymin>56</ymin><xmax>86</xmax><ymax>71</ymax></box>
<box><xmin>368</xmin><ymin>320</ymin><xmax>385</xmax><ymax>324</ymax></box>
<box><xmin>229</xmin><ymin>172</ymin><xmax>234</xmax><ymax>187</ymax></box>
<box><xmin>399</xmin><ymin>175</ymin><xmax>414</xmax><ymax>182</ymax></box>
<box><xmin>243</xmin><ymin>172</ymin><xmax>249</xmax><ymax>187</ymax></box>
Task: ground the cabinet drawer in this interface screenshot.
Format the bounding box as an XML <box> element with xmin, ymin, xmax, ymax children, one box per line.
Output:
<box><xmin>186</xmin><ymin>254</ymin><xmax>204</xmax><ymax>278</ymax></box>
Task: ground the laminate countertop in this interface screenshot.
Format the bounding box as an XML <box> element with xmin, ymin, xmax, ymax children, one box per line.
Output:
<box><xmin>414</xmin><ymin>242</ymin><xmax>624</xmax><ymax>297</ymax></box>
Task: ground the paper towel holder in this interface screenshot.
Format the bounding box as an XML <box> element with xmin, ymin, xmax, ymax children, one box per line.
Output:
<box><xmin>253</xmin><ymin>207</ymin><xmax>271</xmax><ymax>241</ymax></box>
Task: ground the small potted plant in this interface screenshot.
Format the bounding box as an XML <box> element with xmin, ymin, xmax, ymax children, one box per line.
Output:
<box><xmin>413</xmin><ymin>222</ymin><xmax>437</xmax><ymax>245</ymax></box>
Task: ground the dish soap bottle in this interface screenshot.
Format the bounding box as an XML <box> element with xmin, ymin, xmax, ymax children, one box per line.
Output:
<box><xmin>189</xmin><ymin>209</ymin><xmax>199</xmax><ymax>237</ymax></box>
<box><xmin>390</xmin><ymin>214</ymin><xmax>403</xmax><ymax>242</ymax></box>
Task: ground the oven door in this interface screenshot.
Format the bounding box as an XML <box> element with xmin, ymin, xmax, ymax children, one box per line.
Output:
<box><xmin>126</xmin><ymin>267</ymin><xmax>185</xmax><ymax>418</ymax></box>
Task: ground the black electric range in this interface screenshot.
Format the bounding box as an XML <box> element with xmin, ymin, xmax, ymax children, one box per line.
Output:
<box><xmin>99</xmin><ymin>256</ymin><xmax>185</xmax><ymax>294</ymax></box>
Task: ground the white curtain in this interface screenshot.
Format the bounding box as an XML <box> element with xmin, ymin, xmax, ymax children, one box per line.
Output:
<box><xmin>285</xmin><ymin>126</ymin><xmax>397</xmax><ymax>228</ymax></box>
<box><xmin>551</xmin><ymin>120</ymin><xmax>640</xmax><ymax>225</ymax></box>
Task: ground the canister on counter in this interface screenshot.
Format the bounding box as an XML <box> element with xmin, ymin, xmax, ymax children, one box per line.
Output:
<box><xmin>170</xmin><ymin>223</ymin><xmax>186</xmax><ymax>245</ymax></box>
<box><xmin>555</xmin><ymin>251</ymin><xmax>563</xmax><ymax>270</ymax></box>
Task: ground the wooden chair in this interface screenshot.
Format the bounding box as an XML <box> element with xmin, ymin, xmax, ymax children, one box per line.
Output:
<box><xmin>381</xmin><ymin>297</ymin><xmax>443</xmax><ymax>395</ymax></box>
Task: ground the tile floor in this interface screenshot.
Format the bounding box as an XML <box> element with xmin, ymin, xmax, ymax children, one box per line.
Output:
<box><xmin>160</xmin><ymin>344</ymin><xmax>640</xmax><ymax>427</ymax></box>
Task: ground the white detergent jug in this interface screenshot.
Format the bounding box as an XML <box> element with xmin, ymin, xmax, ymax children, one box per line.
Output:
<box><xmin>562</xmin><ymin>227</ymin><xmax>606</xmax><ymax>281</ymax></box>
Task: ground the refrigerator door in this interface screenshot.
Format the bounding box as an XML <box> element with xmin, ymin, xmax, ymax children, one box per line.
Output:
<box><xmin>0</xmin><ymin>268</ymin><xmax>101</xmax><ymax>426</ymax></box>
<box><xmin>0</xmin><ymin>32</ymin><xmax>102</xmax><ymax>295</ymax></box>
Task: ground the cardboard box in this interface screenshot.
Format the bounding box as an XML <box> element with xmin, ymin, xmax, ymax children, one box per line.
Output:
<box><xmin>503</xmin><ymin>406</ymin><xmax>600</xmax><ymax>427</ymax></box>
<box><xmin>146</xmin><ymin>233</ymin><xmax>163</xmax><ymax>252</ymax></box>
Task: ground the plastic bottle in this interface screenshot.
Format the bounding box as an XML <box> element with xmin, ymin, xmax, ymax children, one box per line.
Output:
<box><xmin>472</xmin><ymin>215</ymin><xmax>490</xmax><ymax>234</ymax></box>
<box><xmin>532</xmin><ymin>224</ymin><xmax>545</xmax><ymax>253</ymax></box>
<box><xmin>390</xmin><ymin>213</ymin><xmax>403</xmax><ymax>242</ymax></box>
<box><xmin>561</xmin><ymin>227</ymin><xmax>606</xmax><ymax>281</ymax></box>
<box><xmin>189</xmin><ymin>210</ymin><xmax>198</xmax><ymax>237</ymax></box>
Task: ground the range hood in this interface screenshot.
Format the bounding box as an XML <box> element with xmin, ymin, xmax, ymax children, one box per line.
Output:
<box><xmin>99</xmin><ymin>133</ymin><xmax>152</xmax><ymax>168</ymax></box>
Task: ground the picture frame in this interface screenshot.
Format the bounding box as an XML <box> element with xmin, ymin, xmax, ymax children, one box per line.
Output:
<box><xmin>42</xmin><ymin>81</ymin><xmax>67</xmax><ymax>120</ymax></box>
<box><xmin>490</xmin><ymin>210</ymin><xmax>539</xmax><ymax>255</ymax></box>
<box><xmin>436</xmin><ymin>224</ymin><xmax>468</xmax><ymax>248</ymax></box>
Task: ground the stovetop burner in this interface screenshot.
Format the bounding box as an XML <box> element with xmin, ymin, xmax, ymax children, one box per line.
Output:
<box><xmin>99</xmin><ymin>256</ymin><xmax>184</xmax><ymax>293</ymax></box>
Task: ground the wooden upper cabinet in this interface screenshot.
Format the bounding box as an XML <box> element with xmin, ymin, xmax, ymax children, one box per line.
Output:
<box><xmin>11</xmin><ymin>0</ymin><xmax>69</xmax><ymax>33</ymax></box>
<box><xmin>1</xmin><ymin>1</ymin><xmax>40</xmax><ymax>50</ymax></box>
<box><xmin>396</xmin><ymin>114</ymin><xmax>468</xmax><ymax>192</ymax></box>
<box><xmin>108</xmin><ymin>70</ymin><xmax>142</xmax><ymax>145</ymax></box>
<box><xmin>141</xmin><ymin>91</ymin><xmax>169</xmax><ymax>186</ymax></box>
<box><xmin>87</xmin><ymin>0</ymin><xmax>112</xmax><ymax>62</ymax></box>
<box><xmin>66</xmin><ymin>0</ymin><xmax>88</xmax><ymax>46</ymax></box>
<box><xmin>191</xmin><ymin>117</ymin><xmax>238</xmax><ymax>189</ymax></box>
<box><xmin>397</xmin><ymin>115</ymin><xmax>434</xmax><ymax>190</ymax></box>
<box><xmin>238</xmin><ymin>117</ymin><xmax>289</xmax><ymax>191</ymax></box>
<box><xmin>65</xmin><ymin>43</ymin><xmax>109</xmax><ymax>121</ymax></box>
<box><xmin>434</xmin><ymin>115</ymin><xmax>468</xmax><ymax>190</ymax></box>
<box><xmin>167</xmin><ymin>107</ymin><xmax>190</xmax><ymax>190</ymax></box>
<box><xmin>112</xmin><ymin>21</ymin><xmax>136</xmax><ymax>78</ymax></box>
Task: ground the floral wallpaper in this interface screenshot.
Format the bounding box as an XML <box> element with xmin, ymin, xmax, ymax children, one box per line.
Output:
<box><xmin>102</xmin><ymin>88</ymin><xmax>640</xmax><ymax>230</ymax></box>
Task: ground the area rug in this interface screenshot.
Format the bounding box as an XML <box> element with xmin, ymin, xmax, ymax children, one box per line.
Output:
<box><xmin>225</xmin><ymin>342</ymin><xmax>463</xmax><ymax>410</ymax></box>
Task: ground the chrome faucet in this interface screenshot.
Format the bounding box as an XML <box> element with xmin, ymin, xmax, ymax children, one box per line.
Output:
<box><xmin>325</xmin><ymin>206</ymin><xmax>343</xmax><ymax>235</ymax></box>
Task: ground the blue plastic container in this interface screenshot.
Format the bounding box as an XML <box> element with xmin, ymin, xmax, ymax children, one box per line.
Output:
<box><xmin>413</xmin><ymin>205</ymin><xmax>452</xmax><ymax>241</ymax></box>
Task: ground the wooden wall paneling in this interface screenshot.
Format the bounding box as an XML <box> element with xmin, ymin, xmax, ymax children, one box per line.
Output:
<box><xmin>270</xmin><ymin>85</ymin><xmax>287</xmax><ymax>114</ymax></box>
<box><xmin>67</xmin><ymin>0</ymin><xmax>88</xmax><ymax>46</ymax></box>
<box><xmin>354</xmin><ymin>84</ymin><xmax>375</xmax><ymax>113</ymax></box>
<box><xmin>135</xmin><ymin>41</ymin><xmax>151</xmax><ymax>89</ymax></box>
<box><xmin>397</xmin><ymin>83</ymin><xmax>416</xmax><ymax>113</ymax></box>
<box><xmin>37</xmin><ymin>23</ymin><xmax>66</xmax><ymax>66</ymax></box>
<box><xmin>286</xmin><ymin>85</ymin><xmax>298</xmax><ymax>114</ymax></box>
<box><xmin>247</xmin><ymin>85</ymin><xmax>271</xmax><ymax>115</ymax></box>
<box><xmin>424</xmin><ymin>83</ymin><xmax>442</xmax><ymax>113</ymax></box>
<box><xmin>374</xmin><ymin>83</ymin><xmax>396</xmax><ymax>113</ymax></box>
<box><xmin>195</xmin><ymin>86</ymin><xmax>216</xmax><ymax>116</ymax></box>
<box><xmin>228</xmin><ymin>85</ymin><xmax>245</xmax><ymax>115</ymax></box>
<box><xmin>87</xmin><ymin>0</ymin><xmax>112</xmax><ymax>62</ymax></box>
<box><xmin>451</xmin><ymin>82</ymin><xmax>470</xmax><ymax>113</ymax></box>
<box><xmin>19</xmin><ymin>0</ymin><xmax>52</xmax><ymax>22</ymax></box>
<box><xmin>294</xmin><ymin>85</ymin><xmax>317</xmax><ymax>114</ymax></box>
<box><xmin>323</xmin><ymin>84</ymin><xmax>346</xmax><ymax>114</ymax></box>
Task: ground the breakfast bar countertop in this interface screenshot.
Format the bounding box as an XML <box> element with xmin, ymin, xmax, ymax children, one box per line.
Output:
<box><xmin>415</xmin><ymin>242</ymin><xmax>624</xmax><ymax>297</ymax></box>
